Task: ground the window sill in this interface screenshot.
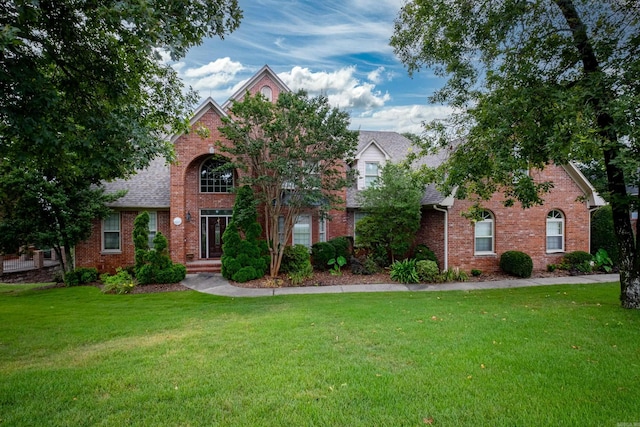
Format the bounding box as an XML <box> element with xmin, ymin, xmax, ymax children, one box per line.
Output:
<box><xmin>101</xmin><ymin>250</ymin><xmax>122</xmax><ymax>255</ymax></box>
<box><xmin>474</xmin><ymin>252</ymin><xmax>496</xmax><ymax>257</ymax></box>
<box><xmin>546</xmin><ymin>250</ymin><xmax>565</xmax><ymax>254</ymax></box>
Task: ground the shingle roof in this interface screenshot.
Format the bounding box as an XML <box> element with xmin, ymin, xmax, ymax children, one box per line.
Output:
<box><xmin>103</xmin><ymin>156</ymin><xmax>170</xmax><ymax>208</ymax></box>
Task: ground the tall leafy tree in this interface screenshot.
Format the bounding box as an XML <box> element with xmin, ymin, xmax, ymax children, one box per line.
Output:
<box><xmin>355</xmin><ymin>162</ymin><xmax>424</xmax><ymax>263</ymax></box>
<box><xmin>391</xmin><ymin>0</ymin><xmax>640</xmax><ymax>308</ymax></box>
<box><xmin>0</xmin><ymin>0</ymin><xmax>242</xmax><ymax>270</ymax></box>
<box><xmin>218</xmin><ymin>90</ymin><xmax>358</xmax><ymax>277</ymax></box>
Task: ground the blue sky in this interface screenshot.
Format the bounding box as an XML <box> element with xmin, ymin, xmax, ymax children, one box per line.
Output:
<box><xmin>167</xmin><ymin>0</ymin><xmax>452</xmax><ymax>134</ymax></box>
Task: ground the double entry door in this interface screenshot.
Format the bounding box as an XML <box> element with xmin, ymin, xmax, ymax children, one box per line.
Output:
<box><xmin>200</xmin><ymin>210</ymin><xmax>232</xmax><ymax>258</ymax></box>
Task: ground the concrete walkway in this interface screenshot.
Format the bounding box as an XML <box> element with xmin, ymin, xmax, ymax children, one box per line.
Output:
<box><xmin>181</xmin><ymin>272</ymin><xmax>620</xmax><ymax>297</ymax></box>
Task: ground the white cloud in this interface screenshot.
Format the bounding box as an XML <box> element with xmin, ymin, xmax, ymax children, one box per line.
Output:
<box><xmin>367</xmin><ymin>67</ymin><xmax>386</xmax><ymax>84</ymax></box>
<box><xmin>278</xmin><ymin>66</ymin><xmax>390</xmax><ymax>109</ymax></box>
<box><xmin>181</xmin><ymin>57</ymin><xmax>244</xmax><ymax>92</ymax></box>
<box><xmin>350</xmin><ymin>105</ymin><xmax>455</xmax><ymax>134</ymax></box>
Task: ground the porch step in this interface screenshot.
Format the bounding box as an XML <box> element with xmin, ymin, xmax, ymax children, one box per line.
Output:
<box><xmin>186</xmin><ymin>260</ymin><xmax>222</xmax><ymax>274</ymax></box>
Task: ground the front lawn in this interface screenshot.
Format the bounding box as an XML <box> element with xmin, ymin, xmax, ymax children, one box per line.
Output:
<box><xmin>1</xmin><ymin>282</ymin><xmax>638</xmax><ymax>426</ymax></box>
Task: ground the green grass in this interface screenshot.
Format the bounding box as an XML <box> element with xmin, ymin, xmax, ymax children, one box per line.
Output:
<box><xmin>1</xmin><ymin>282</ymin><xmax>639</xmax><ymax>426</ymax></box>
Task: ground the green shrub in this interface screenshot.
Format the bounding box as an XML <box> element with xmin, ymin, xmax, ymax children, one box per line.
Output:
<box><xmin>232</xmin><ymin>266</ymin><xmax>259</xmax><ymax>283</ymax></box>
<box><xmin>413</xmin><ymin>244</ymin><xmax>439</xmax><ymax>266</ymax></box>
<box><xmin>288</xmin><ymin>262</ymin><xmax>313</xmax><ymax>285</ymax></box>
<box><xmin>563</xmin><ymin>251</ymin><xmax>593</xmax><ymax>267</ymax></box>
<box><xmin>471</xmin><ymin>269</ymin><xmax>482</xmax><ymax>277</ymax></box>
<box><xmin>593</xmin><ymin>248</ymin><xmax>613</xmax><ymax>273</ymax></box>
<box><xmin>64</xmin><ymin>267</ymin><xmax>99</xmax><ymax>287</ymax></box>
<box><xmin>328</xmin><ymin>236</ymin><xmax>352</xmax><ymax>260</ymax></box>
<box><xmin>311</xmin><ymin>242</ymin><xmax>336</xmax><ymax>271</ymax></box>
<box><xmin>439</xmin><ymin>267</ymin><xmax>469</xmax><ymax>282</ymax></box>
<box><xmin>280</xmin><ymin>245</ymin><xmax>312</xmax><ymax>274</ymax></box>
<box><xmin>350</xmin><ymin>255</ymin><xmax>380</xmax><ymax>275</ymax></box>
<box><xmin>328</xmin><ymin>255</ymin><xmax>347</xmax><ymax>275</ymax></box>
<box><xmin>156</xmin><ymin>264</ymin><xmax>186</xmax><ymax>284</ymax></box>
<box><xmin>499</xmin><ymin>251</ymin><xmax>533</xmax><ymax>278</ymax></box>
<box><xmin>591</xmin><ymin>205</ymin><xmax>620</xmax><ymax>265</ymax></box>
<box><xmin>101</xmin><ymin>268</ymin><xmax>136</xmax><ymax>294</ymax></box>
<box><xmin>416</xmin><ymin>260</ymin><xmax>439</xmax><ymax>282</ymax></box>
<box><xmin>390</xmin><ymin>259</ymin><xmax>419</xmax><ymax>284</ymax></box>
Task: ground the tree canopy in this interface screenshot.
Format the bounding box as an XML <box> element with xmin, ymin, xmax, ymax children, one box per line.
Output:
<box><xmin>218</xmin><ymin>90</ymin><xmax>358</xmax><ymax>277</ymax></box>
<box><xmin>355</xmin><ymin>162</ymin><xmax>424</xmax><ymax>263</ymax></box>
<box><xmin>391</xmin><ymin>0</ymin><xmax>640</xmax><ymax>308</ymax></box>
<box><xmin>0</xmin><ymin>0</ymin><xmax>242</xmax><ymax>268</ymax></box>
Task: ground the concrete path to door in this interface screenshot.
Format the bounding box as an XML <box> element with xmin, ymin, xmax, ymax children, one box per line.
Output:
<box><xmin>181</xmin><ymin>272</ymin><xmax>621</xmax><ymax>298</ymax></box>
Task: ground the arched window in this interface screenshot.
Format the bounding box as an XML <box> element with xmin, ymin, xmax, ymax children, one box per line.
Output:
<box><xmin>200</xmin><ymin>158</ymin><xmax>234</xmax><ymax>193</ymax></box>
<box><xmin>475</xmin><ymin>210</ymin><xmax>494</xmax><ymax>254</ymax></box>
<box><xmin>546</xmin><ymin>210</ymin><xmax>564</xmax><ymax>252</ymax></box>
<box><xmin>260</xmin><ymin>85</ymin><xmax>273</xmax><ymax>102</ymax></box>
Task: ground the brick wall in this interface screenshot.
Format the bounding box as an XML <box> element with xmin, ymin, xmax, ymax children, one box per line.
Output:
<box><xmin>442</xmin><ymin>165</ymin><xmax>591</xmax><ymax>273</ymax></box>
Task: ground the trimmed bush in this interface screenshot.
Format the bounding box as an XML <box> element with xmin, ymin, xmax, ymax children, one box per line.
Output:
<box><xmin>311</xmin><ymin>241</ymin><xmax>336</xmax><ymax>271</ymax></box>
<box><xmin>101</xmin><ymin>268</ymin><xmax>136</xmax><ymax>294</ymax></box>
<box><xmin>499</xmin><ymin>251</ymin><xmax>533</xmax><ymax>278</ymax></box>
<box><xmin>413</xmin><ymin>244</ymin><xmax>439</xmax><ymax>267</ymax></box>
<box><xmin>563</xmin><ymin>251</ymin><xmax>592</xmax><ymax>266</ymax></box>
<box><xmin>416</xmin><ymin>260</ymin><xmax>439</xmax><ymax>282</ymax></box>
<box><xmin>280</xmin><ymin>245</ymin><xmax>312</xmax><ymax>274</ymax></box>
<box><xmin>64</xmin><ymin>267</ymin><xmax>99</xmax><ymax>287</ymax></box>
<box><xmin>328</xmin><ymin>236</ymin><xmax>352</xmax><ymax>260</ymax></box>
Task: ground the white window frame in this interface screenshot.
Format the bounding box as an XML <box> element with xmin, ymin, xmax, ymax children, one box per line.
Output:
<box><xmin>474</xmin><ymin>210</ymin><xmax>494</xmax><ymax>255</ymax></box>
<box><xmin>102</xmin><ymin>212</ymin><xmax>121</xmax><ymax>252</ymax></box>
<box><xmin>293</xmin><ymin>215</ymin><xmax>312</xmax><ymax>248</ymax></box>
<box><xmin>260</xmin><ymin>85</ymin><xmax>273</xmax><ymax>102</ymax></box>
<box><xmin>148</xmin><ymin>211</ymin><xmax>157</xmax><ymax>249</ymax></box>
<box><xmin>364</xmin><ymin>162</ymin><xmax>380</xmax><ymax>188</ymax></box>
<box><xmin>319</xmin><ymin>217</ymin><xmax>327</xmax><ymax>243</ymax></box>
<box><xmin>353</xmin><ymin>211</ymin><xmax>369</xmax><ymax>242</ymax></box>
<box><xmin>546</xmin><ymin>210</ymin><xmax>565</xmax><ymax>253</ymax></box>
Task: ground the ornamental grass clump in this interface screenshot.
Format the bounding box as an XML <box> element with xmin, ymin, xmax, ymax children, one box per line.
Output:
<box><xmin>390</xmin><ymin>258</ymin><xmax>419</xmax><ymax>284</ymax></box>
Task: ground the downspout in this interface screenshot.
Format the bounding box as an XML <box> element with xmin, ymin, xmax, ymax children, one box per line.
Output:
<box><xmin>433</xmin><ymin>205</ymin><xmax>448</xmax><ymax>271</ymax></box>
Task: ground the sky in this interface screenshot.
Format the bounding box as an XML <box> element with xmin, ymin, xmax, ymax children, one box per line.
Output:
<box><xmin>167</xmin><ymin>0</ymin><xmax>453</xmax><ymax>134</ymax></box>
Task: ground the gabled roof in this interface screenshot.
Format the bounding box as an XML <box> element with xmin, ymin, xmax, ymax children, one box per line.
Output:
<box><xmin>222</xmin><ymin>65</ymin><xmax>290</xmax><ymax>111</ymax></box>
<box><xmin>562</xmin><ymin>163</ymin><xmax>607</xmax><ymax>207</ymax></box>
<box><xmin>170</xmin><ymin>97</ymin><xmax>227</xmax><ymax>144</ymax></box>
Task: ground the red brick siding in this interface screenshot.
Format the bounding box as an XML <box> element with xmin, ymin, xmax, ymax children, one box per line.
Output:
<box><xmin>75</xmin><ymin>210</ymin><xmax>170</xmax><ymax>274</ymax></box>
<box><xmin>444</xmin><ymin>165</ymin><xmax>591</xmax><ymax>273</ymax></box>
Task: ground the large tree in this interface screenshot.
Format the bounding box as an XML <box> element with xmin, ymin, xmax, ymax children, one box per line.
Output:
<box><xmin>218</xmin><ymin>90</ymin><xmax>358</xmax><ymax>277</ymax></box>
<box><xmin>391</xmin><ymin>0</ymin><xmax>640</xmax><ymax>308</ymax></box>
<box><xmin>355</xmin><ymin>162</ymin><xmax>424</xmax><ymax>263</ymax></box>
<box><xmin>0</xmin><ymin>0</ymin><xmax>242</xmax><ymax>270</ymax></box>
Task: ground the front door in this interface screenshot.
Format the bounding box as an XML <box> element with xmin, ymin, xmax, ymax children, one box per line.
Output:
<box><xmin>200</xmin><ymin>211</ymin><xmax>232</xmax><ymax>258</ymax></box>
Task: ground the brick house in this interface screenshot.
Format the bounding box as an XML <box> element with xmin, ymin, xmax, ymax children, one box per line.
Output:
<box><xmin>74</xmin><ymin>65</ymin><xmax>605</xmax><ymax>274</ymax></box>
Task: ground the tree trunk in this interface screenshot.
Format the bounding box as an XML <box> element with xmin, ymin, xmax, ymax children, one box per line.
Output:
<box><xmin>556</xmin><ymin>0</ymin><xmax>640</xmax><ymax>308</ymax></box>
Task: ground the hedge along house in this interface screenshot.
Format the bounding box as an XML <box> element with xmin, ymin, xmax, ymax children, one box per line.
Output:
<box><xmin>346</xmin><ymin>131</ymin><xmax>606</xmax><ymax>273</ymax></box>
<box><xmin>75</xmin><ymin>65</ymin><xmax>605</xmax><ymax>275</ymax></box>
<box><xmin>75</xmin><ymin>65</ymin><xmax>350</xmax><ymax>274</ymax></box>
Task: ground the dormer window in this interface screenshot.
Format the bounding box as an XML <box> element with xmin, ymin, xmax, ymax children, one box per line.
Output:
<box><xmin>260</xmin><ymin>85</ymin><xmax>273</xmax><ymax>102</ymax></box>
<box><xmin>364</xmin><ymin>162</ymin><xmax>380</xmax><ymax>188</ymax></box>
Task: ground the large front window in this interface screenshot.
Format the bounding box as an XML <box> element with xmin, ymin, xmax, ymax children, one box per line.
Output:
<box><xmin>200</xmin><ymin>158</ymin><xmax>234</xmax><ymax>193</ymax></box>
<box><xmin>293</xmin><ymin>215</ymin><xmax>312</xmax><ymax>248</ymax></box>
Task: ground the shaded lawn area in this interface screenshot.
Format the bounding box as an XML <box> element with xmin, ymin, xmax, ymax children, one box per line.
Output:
<box><xmin>0</xmin><ymin>282</ymin><xmax>639</xmax><ymax>426</ymax></box>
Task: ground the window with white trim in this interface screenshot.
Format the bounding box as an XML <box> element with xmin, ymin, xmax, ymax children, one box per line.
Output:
<box><xmin>364</xmin><ymin>162</ymin><xmax>380</xmax><ymax>188</ymax></box>
<box><xmin>278</xmin><ymin>216</ymin><xmax>285</xmax><ymax>245</ymax></box>
<box><xmin>354</xmin><ymin>211</ymin><xmax>368</xmax><ymax>241</ymax></box>
<box><xmin>260</xmin><ymin>85</ymin><xmax>273</xmax><ymax>102</ymax></box>
<box><xmin>293</xmin><ymin>215</ymin><xmax>311</xmax><ymax>248</ymax></box>
<box><xmin>319</xmin><ymin>217</ymin><xmax>327</xmax><ymax>242</ymax></box>
<box><xmin>546</xmin><ymin>210</ymin><xmax>564</xmax><ymax>252</ymax></box>
<box><xmin>148</xmin><ymin>211</ymin><xmax>157</xmax><ymax>249</ymax></box>
<box><xmin>103</xmin><ymin>212</ymin><xmax>121</xmax><ymax>251</ymax></box>
<box><xmin>474</xmin><ymin>210</ymin><xmax>494</xmax><ymax>254</ymax></box>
